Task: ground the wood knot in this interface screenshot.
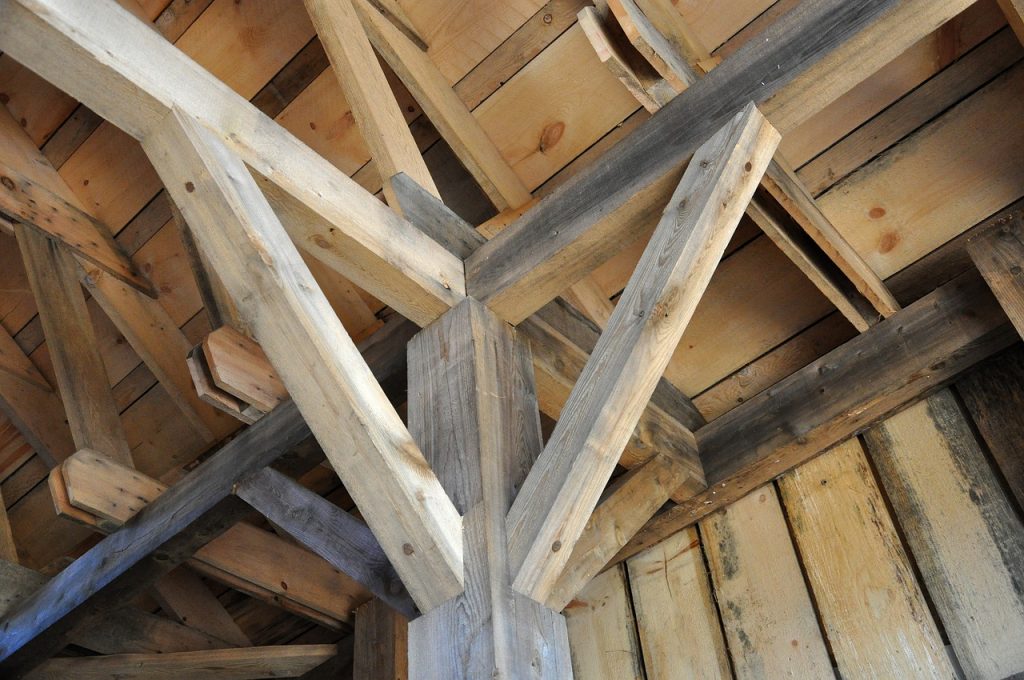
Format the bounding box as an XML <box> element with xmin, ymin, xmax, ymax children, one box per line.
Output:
<box><xmin>185</xmin><ymin>181</ymin><xmax>195</xmax><ymax>193</ymax></box>
<box><xmin>551</xmin><ymin>540</ymin><xmax>562</xmax><ymax>552</ymax></box>
<box><xmin>539</xmin><ymin>122</ymin><xmax>565</xmax><ymax>153</ymax></box>
<box><xmin>403</xmin><ymin>543</ymin><xmax>415</xmax><ymax>556</ymax></box>
<box><xmin>0</xmin><ymin>176</ymin><xmax>14</xmax><ymax>191</ymax></box>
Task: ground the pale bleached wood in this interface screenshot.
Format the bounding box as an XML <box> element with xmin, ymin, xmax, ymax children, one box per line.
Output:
<box><xmin>626</xmin><ymin>527</ymin><xmax>730</xmax><ymax>680</ymax></box>
<box><xmin>607</xmin><ymin>0</ymin><xmax>699</xmax><ymax>91</ymax></box>
<box><xmin>143</xmin><ymin>107</ymin><xmax>462</xmax><ymax>612</ymax></box>
<box><xmin>0</xmin><ymin>0</ymin><xmax>464</xmax><ymax>326</ymax></box>
<box><xmin>778</xmin><ymin>439</ymin><xmax>954</xmax><ymax>679</ymax></box>
<box><xmin>968</xmin><ymin>220</ymin><xmax>1024</xmax><ymax>339</ymax></box>
<box><xmin>354</xmin><ymin>0</ymin><xmax>531</xmax><ymax>211</ymax></box>
<box><xmin>863</xmin><ymin>391</ymin><xmax>1024</xmax><ymax>680</ymax></box>
<box><xmin>16</xmin><ymin>224</ymin><xmax>134</xmax><ymax>467</ymax></box>
<box><xmin>563</xmin><ymin>564</ymin><xmax>643</xmax><ymax>680</ymax></box>
<box><xmin>701</xmin><ymin>485</ymin><xmax>832</xmax><ymax>679</ymax></box>
<box><xmin>407</xmin><ymin>299</ymin><xmax>571</xmax><ymax>678</ymax></box>
<box><xmin>25</xmin><ymin>645</ymin><xmax>338</xmax><ymax>680</ymax></box>
<box><xmin>354</xmin><ymin>599</ymin><xmax>407</xmax><ymax>680</ymax></box>
<box><xmin>153</xmin><ymin>566</ymin><xmax>252</xmax><ymax>648</ymax></box>
<box><xmin>631</xmin><ymin>0</ymin><xmax>719</xmax><ymax>73</ymax></box>
<box><xmin>546</xmin><ymin>452</ymin><xmax>695</xmax><ymax>612</ymax></box>
<box><xmin>998</xmin><ymin>0</ymin><xmax>1024</xmax><ymax>44</ymax></box>
<box><xmin>303</xmin><ymin>0</ymin><xmax>438</xmax><ymax>209</ymax></box>
<box><xmin>507</xmin><ymin>103</ymin><xmax>776</xmax><ymax>604</ymax></box>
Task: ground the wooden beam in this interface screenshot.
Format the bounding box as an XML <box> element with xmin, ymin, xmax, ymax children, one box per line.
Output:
<box><xmin>354</xmin><ymin>0</ymin><xmax>532</xmax><ymax>211</ymax></box>
<box><xmin>998</xmin><ymin>0</ymin><xmax>1024</xmax><ymax>44</ymax></box>
<box><xmin>616</xmin><ymin>272</ymin><xmax>1018</xmax><ymax>565</ymax></box>
<box><xmin>26</xmin><ymin>645</ymin><xmax>339</xmax><ymax>680</ymax></box>
<box><xmin>152</xmin><ymin>566</ymin><xmax>252</xmax><ymax>648</ymax></box>
<box><xmin>407</xmin><ymin>298</ymin><xmax>572</xmax><ymax>678</ymax></box>
<box><xmin>507</xmin><ymin>103</ymin><xmax>775</xmax><ymax>603</ymax></box>
<box><xmin>143</xmin><ymin>107</ymin><xmax>463</xmax><ymax>611</ymax></box>
<box><xmin>202</xmin><ymin>327</ymin><xmax>288</xmax><ymax>413</ymax></box>
<box><xmin>0</xmin><ymin>489</ymin><xmax>16</xmax><ymax>563</ymax></box>
<box><xmin>0</xmin><ymin>0</ymin><xmax>465</xmax><ymax>326</ymax></box>
<box><xmin>234</xmin><ymin>466</ymin><xmax>416</xmax><ymax>618</ymax></box>
<box><xmin>302</xmin><ymin>0</ymin><xmax>438</xmax><ymax>209</ymax></box>
<box><xmin>630</xmin><ymin>0</ymin><xmax>718</xmax><ymax>73</ymax></box>
<box><xmin>968</xmin><ymin>219</ymin><xmax>1024</xmax><ymax>339</ymax></box>
<box><xmin>186</xmin><ymin>345</ymin><xmax>264</xmax><ymax>425</ymax></box>
<box><xmin>354</xmin><ymin>599</ymin><xmax>407</xmax><ymax>680</ymax></box>
<box><xmin>0</xmin><ymin>321</ymin><xmax>50</xmax><ymax>394</ymax></box>
<box><xmin>465</xmin><ymin>0</ymin><xmax>976</xmax><ymax>323</ymax></box>
<box><xmin>15</xmin><ymin>224</ymin><xmax>134</xmax><ymax>467</ymax></box>
<box><xmin>0</xmin><ymin>399</ymin><xmax>316</xmax><ymax>676</ymax></box>
<box><xmin>607</xmin><ymin>0</ymin><xmax>698</xmax><ymax>91</ymax></box>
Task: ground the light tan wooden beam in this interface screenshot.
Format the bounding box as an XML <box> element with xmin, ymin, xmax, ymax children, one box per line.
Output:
<box><xmin>998</xmin><ymin>0</ymin><xmax>1024</xmax><ymax>44</ymax></box>
<box><xmin>25</xmin><ymin>645</ymin><xmax>339</xmax><ymax>680</ymax></box>
<box><xmin>303</xmin><ymin>0</ymin><xmax>438</xmax><ymax>210</ymax></box>
<box><xmin>507</xmin><ymin>104</ymin><xmax>776</xmax><ymax>604</ymax></box>
<box><xmin>0</xmin><ymin>321</ymin><xmax>49</xmax><ymax>394</ymax></box>
<box><xmin>202</xmin><ymin>327</ymin><xmax>287</xmax><ymax>413</ymax></box>
<box><xmin>16</xmin><ymin>225</ymin><xmax>134</xmax><ymax>467</ymax></box>
<box><xmin>143</xmin><ymin>107</ymin><xmax>463</xmax><ymax>611</ymax></box>
<box><xmin>630</xmin><ymin>0</ymin><xmax>719</xmax><ymax>73</ymax></box>
<box><xmin>968</xmin><ymin>220</ymin><xmax>1024</xmax><ymax>339</ymax></box>
<box><xmin>0</xmin><ymin>0</ymin><xmax>464</xmax><ymax>326</ymax></box>
<box><xmin>153</xmin><ymin>566</ymin><xmax>252</xmax><ymax>648</ymax></box>
<box><xmin>607</xmin><ymin>0</ymin><xmax>699</xmax><ymax>91</ymax></box>
<box><xmin>353</xmin><ymin>0</ymin><xmax>531</xmax><ymax>211</ymax></box>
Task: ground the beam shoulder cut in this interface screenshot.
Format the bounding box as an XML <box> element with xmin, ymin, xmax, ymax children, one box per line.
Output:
<box><xmin>142</xmin><ymin>107</ymin><xmax>463</xmax><ymax>612</ymax></box>
<box><xmin>506</xmin><ymin>103</ymin><xmax>778</xmax><ymax>604</ymax></box>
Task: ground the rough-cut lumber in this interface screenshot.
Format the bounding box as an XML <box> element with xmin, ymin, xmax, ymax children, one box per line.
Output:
<box><xmin>778</xmin><ymin>439</ymin><xmax>954</xmax><ymax>679</ymax></box>
<box><xmin>25</xmin><ymin>645</ymin><xmax>339</xmax><ymax>680</ymax></box>
<box><xmin>0</xmin><ymin>559</ymin><xmax>230</xmax><ymax>654</ymax></box>
<box><xmin>701</xmin><ymin>485</ymin><xmax>832</xmax><ymax>678</ymax></box>
<box><xmin>152</xmin><ymin>566</ymin><xmax>252</xmax><ymax>648</ymax></box>
<box><xmin>0</xmin><ymin>321</ymin><xmax>49</xmax><ymax>393</ymax></box>
<box><xmin>202</xmin><ymin>327</ymin><xmax>287</xmax><ymax>413</ymax></box>
<box><xmin>0</xmin><ymin>488</ymin><xmax>16</xmax><ymax>563</ymax></box>
<box><xmin>563</xmin><ymin>564</ymin><xmax>643</xmax><ymax>680</ymax></box>
<box><xmin>0</xmin><ymin>0</ymin><xmax>465</xmax><ymax>326</ymax></box>
<box><xmin>617</xmin><ymin>272</ymin><xmax>1018</xmax><ymax>564</ymax></box>
<box><xmin>631</xmin><ymin>0</ymin><xmax>718</xmax><ymax>73</ymax></box>
<box><xmin>389</xmin><ymin>172</ymin><xmax>484</xmax><ymax>259</ymax></box>
<box><xmin>626</xmin><ymin>527</ymin><xmax>730</xmax><ymax>680</ymax></box>
<box><xmin>507</xmin><ymin>103</ymin><xmax>775</xmax><ymax>603</ymax></box>
<box><xmin>16</xmin><ymin>224</ymin><xmax>134</xmax><ymax>466</ymax></box>
<box><xmin>407</xmin><ymin>299</ymin><xmax>572</xmax><ymax>678</ymax></box>
<box><xmin>0</xmin><ymin>399</ymin><xmax>315</xmax><ymax>676</ymax></box>
<box><xmin>999</xmin><ymin>0</ymin><xmax>1024</xmax><ymax>44</ymax></box>
<box><xmin>303</xmin><ymin>0</ymin><xmax>438</xmax><ymax>209</ymax></box>
<box><xmin>354</xmin><ymin>599</ymin><xmax>407</xmax><ymax>680</ymax></box>
<box><xmin>968</xmin><ymin>219</ymin><xmax>1024</xmax><ymax>339</ymax></box>
<box><xmin>186</xmin><ymin>345</ymin><xmax>263</xmax><ymax>425</ymax></box>
<box><xmin>234</xmin><ymin>466</ymin><xmax>415</xmax><ymax>618</ymax></box>
<box><xmin>0</xmin><ymin>157</ymin><xmax>153</xmax><ymax>296</ymax></box>
<box><xmin>355</xmin><ymin>0</ymin><xmax>532</xmax><ymax>211</ymax></box>
<box><xmin>607</xmin><ymin>0</ymin><xmax>698</xmax><ymax>91</ymax></box>
<box><xmin>144</xmin><ymin>108</ymin><xmax>463</xmax><ymax>611</ymax></box>
<box><xmin>546</xmin><ymin>451</ymin><xmax>693</xmax><ymax>612</ymax></box>
<box><xmin>466</xmin><ymin>0</ymin><xmax>976</xmax><ymax>323</ymax></box>
<box><xmin>62</xmin><ymin>449</ymin><xmax>164</xmax><ymax>526</ymax></box>
<box><xmin>864</xmin><ymin>392</ymin><xmax>1024</xmax><ymax>680</ymax></box>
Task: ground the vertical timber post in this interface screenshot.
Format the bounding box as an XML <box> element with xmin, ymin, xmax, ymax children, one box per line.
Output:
<box><xmin>407</xmin><ymin>298</ymin><xmax>573</xmax><ymax>678</ymax></box>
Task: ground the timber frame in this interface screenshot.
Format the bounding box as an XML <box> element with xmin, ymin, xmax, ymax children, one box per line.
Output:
<box><xmin>0</xmin><ymin>0</ymin><xmax>1022</xmax><ymax>677</ymax></box>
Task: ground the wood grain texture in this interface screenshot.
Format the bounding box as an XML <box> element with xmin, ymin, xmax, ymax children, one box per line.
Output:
<box><xmin>202</xmin><ymin>327</ymin><xmax>287</xmax><ymax>413</ymax></box>
<box><xmin>0</xmin><ymin>319</ymin><xmax>50</xmax><ymax>394</ymax></box>
<box><xmin>626</xmin><ymin>527</ymin><xmax>730</xmax><ymax>680</ymax></box>
<box><xmin>0</xmin><ymin>0</ymin><xmax>465</xmax><ymax>326</ymax></box>
<box><xmin>968</xmin><ymin>218</ymin><xmax>1024</xmax><ymax>339</ymax></box>
<box><xmin>998</xmin><ymin>0</ymin><xmax>1024</xmax><ymax>44</ymax></box>
<box><xmin>701</xmin><ymin>485</ymin><xmax>832</xmax><ymax>679</ymax></box>
<box><xmin>303</xmin><ymin>0</ymin><xmax>438</xmax><ymax>208</ymax></box>
<box><xmin>607</xmin><ymin>0</ymin><xmax>698</xmax><ymax>91</ymax></box>
<box><xmin>508</xmin><ymin>103</ymin><xmax>775</xmax><ymax>603</ymax></box>
<box><xmin>153</xmin><ymin>566</ymin><xmax>252</xmax><ymax>648</ymax></box>
<box><xmin>563</xmin><ymin>564</ymin><xmax>643</xmax><ymax>680</ymax></box>
<box><xmin>354</xmin><ymin>598</ymin><xmax>408</xmax><ymax>680</ymax></box>
<box><xmin>778</xmin><ymin>439</ymin><xmax>954</xmax><ymax>679</ymax></box>
<box><xmin>407</xmin><ymin>298</ymin><xmax>571</xmax><ymax>679</ymax></box>
<box><xmin>25</xmin><ymin>645</ymin><xmax>339</xmax><ymax>680</ymax></box>
<box><xmin>0</xmin><ymin>488</ymin><xmax>16</xmax><ymax>563</ymax></box>
<box><xmin>144</xmin><ymin>108</ymin><xmax>463</xmax><ymax>612</ymax></box>
<box><xmin>864</xmin><ymin>391</ymin><xmax>1024</xmax><ymax>680</ymax></box>
<box><xmin>16</xmin><ymin>223</ymin><xmax>134</xmax><ymax>466</ymax></box>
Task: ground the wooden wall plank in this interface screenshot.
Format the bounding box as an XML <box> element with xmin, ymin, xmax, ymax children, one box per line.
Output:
<box><xmin>700</xmin><ymin>485</ymin><xmax>832</xmax><ymax>679</ymax></box>
<box><xmin>863</xmin><ymin>391</ymin><xmax>1024</xmax><ymax>680</ymax></box>
<box><xmin>564</xmin><ymin>564</ymin><xmax>644</xmax><ymax>680</ymax></box>
<box><xmin>626</xmin><ymin>527</ymin><xmax>730</xmax><ymax>680</ymax></box>
<box><xmin>778</xmin><ymin>439</ymin><xmax>954</xmax><ymax>679</ymax></box>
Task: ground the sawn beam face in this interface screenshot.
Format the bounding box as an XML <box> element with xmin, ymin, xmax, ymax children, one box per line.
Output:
<box><xmin>506</xmin><ymin>104</ymin><xmax>778</xmax><ymax>604</ymax></box>
<box><xmin>142</xmin><ymin>108</ymin><xmax>463</xmax><ymax>612</ymax></box>
<box><xmin>465</xmin><ymin>0</ymin><xmax>975</xmax><ymax>323</ymax></box>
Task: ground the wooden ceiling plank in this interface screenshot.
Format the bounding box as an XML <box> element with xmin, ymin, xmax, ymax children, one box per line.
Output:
<box><xmin>0</xmin><ymin>399</ymin><xmax>317</xmax><ymax>676</ymax></box>
<box><xmin>25</xmin><ymin>645</ymin><xmax>339</xmax><ymax>680</ymax></box>
<box><xmin>0</xmin><ymin>0</ymin><xmax>464</xmax><ymax>326</ymax></box>
<box><xmin>465</xmin><ymin>0</ymin><xmax>977</xmax><ymax>323</ymax></box>
<box><xmin>303</xmin><ymin>0</ymin><xmax>438</xmax><ymax>210</ymax></box>
<box><xmin>234</xmin><ymin>466</ymin><xmax>416</xmax><ymax>619</ymax></box>
<box><xmin>507</xmin><ymin>103</ymin><xmax>776</xmax><ymax>604</ymax></box>
<box><xmin>143</xmin><ymin>107</ymin><xmax>463</xmax><ymax>611</ymax></box>
<box><xmin>967</xmin><ymin>219</ymin><xmax>1024</xmax><ymax>339</ymax></box>
<box><xmin>15</xmin><ymin>224</ymin><xmax>135</xmax><ymax>467</ymax></box>
<box><xmin>354</xmin><ymin>0</ymin><xmax>531</xmax><ymax>211</ymax></box>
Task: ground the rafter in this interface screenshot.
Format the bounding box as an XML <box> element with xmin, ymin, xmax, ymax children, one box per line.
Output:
<box><xmin>998</xmin><ymin>0</ymin><xmax>1024</xmax><ymax>44</ymax></box>
<box><xmin>507</xmin><ymin>103</ymin><xmax>777</xmax><ymax>603</ymax></box>
<box><xmin>968</xmin><ymin>220</ymin><xmax>1024</xmax><ymax>339</ymax></box>
<box><xmin>142</xmin><ymin>107</ymin><xmax>463</xmax><ymax>611</ymax></box>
